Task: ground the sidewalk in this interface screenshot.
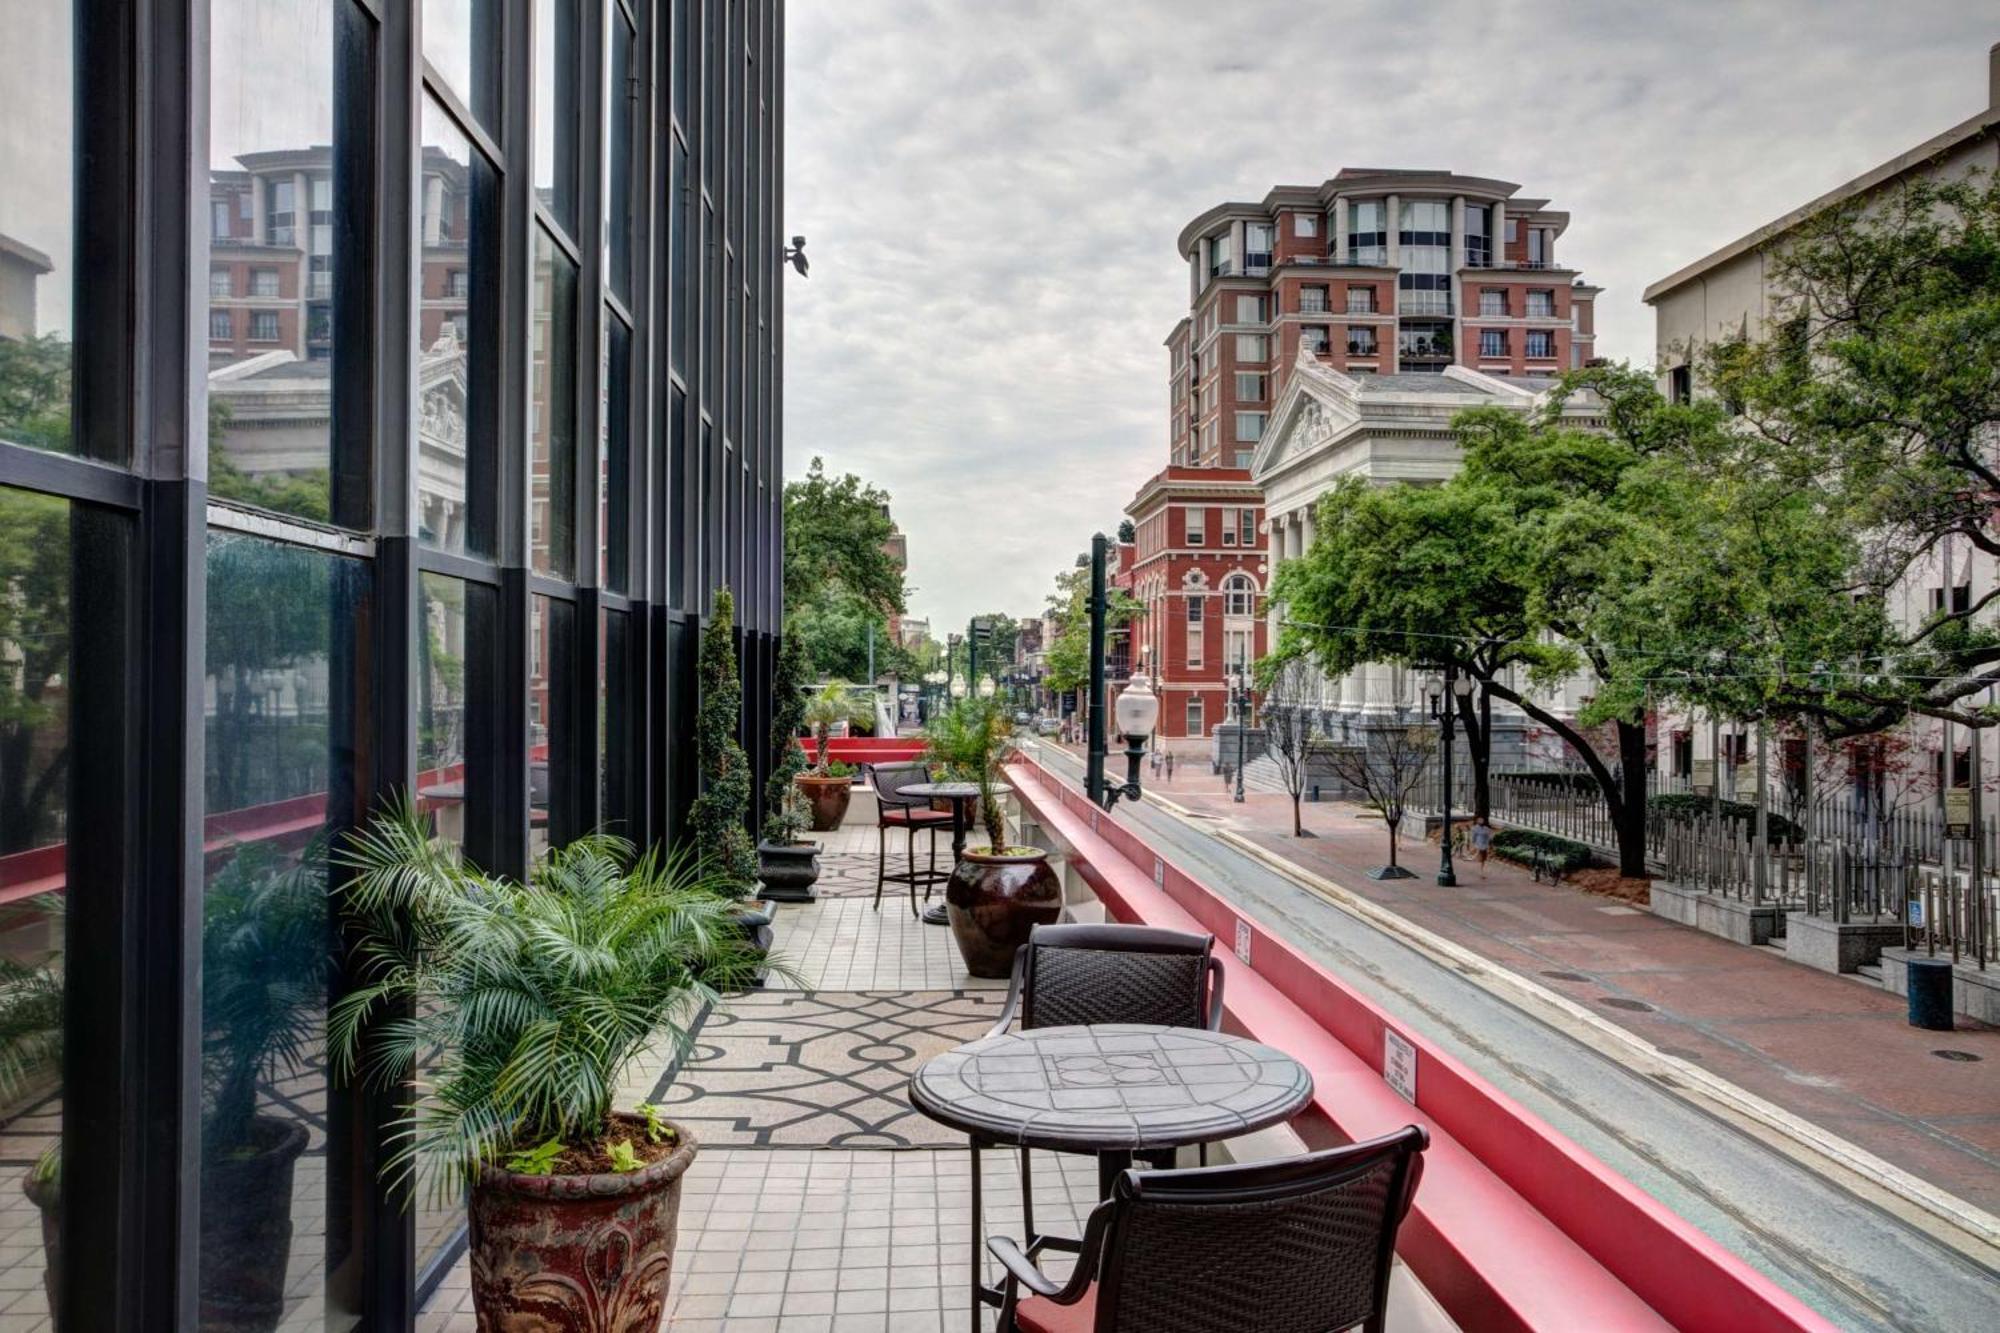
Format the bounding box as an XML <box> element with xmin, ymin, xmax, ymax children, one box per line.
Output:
<box><xmin>1139</xmin><ymin>763</ymin><xmax>2000</xmax><ymax>1221</ymax></box>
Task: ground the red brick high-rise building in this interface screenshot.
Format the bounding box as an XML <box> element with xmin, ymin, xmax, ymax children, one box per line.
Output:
<box><xmin>1125</xmin><ymin>168</ymin><xmax>1597</xmax><ymax>742</ymax></box>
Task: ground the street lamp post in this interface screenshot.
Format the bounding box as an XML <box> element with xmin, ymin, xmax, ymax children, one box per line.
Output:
<box><xmin>1229</xmin><ymin>656</ymin><xmax>1250</xmax><ymax>803</ymax></box>
<box><xmin>1085</xmin><ymin>534</ymin><xmax>1110</xmax><ymax>805</ymax></box>
<box><xmin>1433</xmin><ymin>662</ymin><xmax>1474</xmax><ymax>886</ymax></box>
<box><xmin>1099</xmin><ymin>671</ymin><xmax>1161</xmax><ymax>810</ymax></box>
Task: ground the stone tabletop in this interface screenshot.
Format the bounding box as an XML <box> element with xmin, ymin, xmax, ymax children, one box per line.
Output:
<box><xmin>909</xmin><ymin>1024</ymin><xmax>1314</xmax><ymax>1153</ymax></box>
<box><xmin>902</xmin><ymin>782</ymin><xmax>1001</xmax><ymax>801</ymax></box>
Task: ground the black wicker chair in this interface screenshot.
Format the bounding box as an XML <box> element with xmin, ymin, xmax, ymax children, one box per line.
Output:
<box><xmin>984</xmin><ymin>924</ymin><xmax>1225</xmax><ymax>1255</ymax></box>
<box><xmin>864</xmin><ymin>760</ymin><xmax>952</xmax><ymax>916</ymax></box>
<box><xmin>992</xmin><ymin>1126</ymin><xmax>1429</xmax><ymax>1333</ymax></box>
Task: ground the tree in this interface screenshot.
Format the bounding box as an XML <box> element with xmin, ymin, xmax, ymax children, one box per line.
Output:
<box><xmin>783</xmin><ymin>457</ymin><xmax>904</xmax><ymax>619</ymax></box>
<box><xmin>1040</xmin><ymin>565</ymin><xmax>1141</xmax><ymax>699</ymax></box>
<box><xmin>1260</xmin><ymin>657</ymin><xmax>1324</xmax><ymax>837</ymax></box>
<box><xmin>688</xmin><ymin>587</ymin><xmax>757</xmax><ymax>895</ymax></box>
<box><xmin>0</xmin><ymin>490</ymin><xmax>69</xmax><ymax>855</ymax></box>
<box><xmin>1704</xmin><ymin>173</ymin><xmax>2000</xmax><ymax>735</ymax></box>
<box><xmin>1116</xmin><ymin>518</ymin><xmax>1136</xmax><ymax>545</ymax></box>
<box><xmin>763</xmin><ymin>632</ymin><xmax>810</xmax><ymax>844</ymax></box>
<box><xmin>1323</xmin><ymin>726</ymin><xmax>1435</xmax><ymax>877</ymax></box>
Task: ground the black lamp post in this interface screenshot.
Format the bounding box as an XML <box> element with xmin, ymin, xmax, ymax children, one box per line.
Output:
<box><xmin>1433</xmin><ymin>662</ymin><xmax>1473</xmax><ymax>886</ymax></box>
<box><xmin>1084</xmin><ymin>536</ymin><xmax>1109</xmax><ymax>805</ymax></box>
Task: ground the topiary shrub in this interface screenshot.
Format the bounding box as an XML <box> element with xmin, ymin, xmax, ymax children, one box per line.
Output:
<box><xmin>1648</xmin><ymin>793</ymin><xmax>1802</xmax><ymax>843</ymax></box>
<box><xmin>763</xmin><ymin>631</ymin><xmax>810</xmax><ymax>845</ymax></box>
<box><xmin>1491</xmin><ymin>828</ymin><xmax>1596</xmax><ymax>874</ymax></box>
<box><xmin>689</xmin><ymin>587</ymin><xmax>758</xmax><ymax>896</ymax></box>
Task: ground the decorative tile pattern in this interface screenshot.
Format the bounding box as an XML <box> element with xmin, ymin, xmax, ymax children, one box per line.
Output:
<box><xmin>649</xmin><ymin>991</ymin><xmax>1006</xmax><ymax>1148</ymax></box>
<box><xmin>913</xmin><ymin>1025</ymin><xmax>1314</xmax><ymax>1152</ymax></box>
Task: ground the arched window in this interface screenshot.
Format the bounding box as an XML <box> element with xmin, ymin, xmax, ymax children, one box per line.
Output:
<box><xmin>1222</xmin><ymin>574</ymin><xmax>1257</xmax><ymax>617</ymax></box>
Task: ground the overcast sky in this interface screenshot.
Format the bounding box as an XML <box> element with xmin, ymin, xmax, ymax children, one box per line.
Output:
<box><xmin>784</xmin><ymin>0</ymin><xmax>1997</xmax><ymax>637</ymax></box>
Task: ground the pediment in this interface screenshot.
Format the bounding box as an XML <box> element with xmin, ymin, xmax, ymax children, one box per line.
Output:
<box><xmin>1249</xmin><ymin>348</ymin><xmax>1361</xmax><ymax>481</ymax></box>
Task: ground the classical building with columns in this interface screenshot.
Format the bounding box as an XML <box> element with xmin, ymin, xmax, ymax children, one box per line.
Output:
<box><xmin>1169</xmin><ymin>168</ymin><xmax>1599</xmax><ymax>470</ymax></box>
<box><xmin>1254</xmin><ymin>346</ymin><xmax>1603</xmax><ymax>755</ymax></box>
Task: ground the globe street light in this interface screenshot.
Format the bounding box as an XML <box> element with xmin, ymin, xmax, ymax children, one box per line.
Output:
<box><xmin>977</xmin><ymin>677</ymin><xmax>995</xmax><ymax>699</ymax></box>
<box><xmin>950</xmin><ymin>677</ymin><xmax>967</xmax><ymax>700</ymax></box>
<box><xmin>1100</xmin><ymin>671</ymin><xmax>1161</xmax><ymax>810</ymax></box>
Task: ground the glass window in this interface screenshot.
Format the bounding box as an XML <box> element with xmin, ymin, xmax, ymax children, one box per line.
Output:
<box><xmin>530</xmin><ymin>226</ymin><xmax>578</xmax><ymax>579</ymax></box>
<box><xmin>210</xmin><ymin>310</ymin><xmax>235</xmax><ymax>341</ymax></box>
<box><xmin>1527</xmin><ymin>289</ymin><xmax>1556</xmax><ymax>317</ymax></box>
<box><xmin>529</xmin><ymin>594</ymin><xmax>576</xmax><ymax>855</ymax></box>
<box><xmin>1481</xmin><ymin>329</ymin><xmax>1508</xmax><ymax>358</ymax></box>
<box><xmin>249</xmin><ymin>267</ymin><xmax>280</xmax><ymax>298</ymax></box>
<box><xmin>1347</xmin><ymin>326</ymin><xmax>1377</xmax><ymax>355</ymax></box>
<box><xmin>249</xmin><ymin>311</ymin><xmax>280</xmax><ymax>342</ymax></box>
<box><xmin>533</xmin><ymin>0</ymin><xmax>578</xmax><ymax>238</ymax></box>
<box><xmin>1244</xmin><ymin>222</ymin><xmax>1274</xmax><ymax>271</ymax></box>
<box><xmin>1234</xmin><ymin>334</ymin><xmax>1267</xmax><ymax>362</ymax></box>
<box><xmin>1184</xmin><ymin>507</ymin><xmax>1204</xmax><ymax>544</ymax></box>
<box><xmin>1345</xmin><ymin>285</ymin><xmax>1374</xmax><ymax>314</ymax></box>
<box><xmin>209</xmin><ymin>268</ymin><xmax>234</xmax><ymax>298</ymax></box>
<box><xmin>1526</xmin><ymin>329</ymin><xmax>1556</xmax><ymax>358</ymax></box>
<box><xmin>1301</xmin><ymin>325</ymin><xmax>1330</xmax><ymax>355</ymax></box>
<box><xmin>1347</xmin><ymin>200</ymin><xmax>1387</xmax><ymax>265</ymax></box>
<box><xmin>602</xmin><ymin>315</ymin><xmax>631</xmax><ymax>592</ymax></box>
<box><xmin>1187</xmin><ymin>594</ymin><xmax>1204</xmax><ymax>622</ymax></box>
<box><xmin>212</xmin><ymin>198</ymin><xmax>232</xmax><ymax>237</ymax></box>
<box><xmin>419</xmin><ymin>97</ymin><xmax>499</xmax><ymax>557</ymax></box>
<box><xmin>601</xmin><ymin>607</ymin><xmax>631</xmax><ymax>831</ymax></box>
<box><xmin>1480</xmin><ymin>289</ymin><xmax>1507</xmax><ymax>317</ymax></box>
<box><xmin>1398</xmin><ymin>199</ymin><xmax>1450</xmax><ymax>242</ymax></box>
<box><xmin>607</xmin><ymin>9</ymin><xmax>636</xmax><ymax>301</ymax></box>
<box><xmin>1465</xmin><ymin>203</ymin><xmax>1492</xmax><ymax>266</ymax></box>
<box><xmin>424</xmin><ymin>0</ymin><xmax>500</xmax><ymax>129</ymax></box>
<box><xmin>1224</xmin><ymin>575</ymin><xmax>1255</xmax><ymax>616</ymax></box>
<box><xmin>200</xmin><ymin>530</ymin><xmax>366</xmax><ymax>1333</ymax></box>
<box><xmin>1234</xmin><ymin>373</ymin><xmax>1265</xmax><ymax>401</ymax></box>
<box><xmin>0</xmin><ymin>488</ymin><xmax>71</xmax><ymax>1321</ymax></box>
<box><xmin>1239</xmin><ymin>508</ymin><xmax>1256</xmax><ymax>545</ymax></box>
<box><xmin>1300</xmin><ymin>285</ymin><xmax>1328</xmax><ymax>313</ymax></box>
<box><xmin>669</xmin><ymin>137</ymin><xmax>689</xmax><ymax>376</ymax></box>
<box><xmin>1</xmin><ymin>4</ymin><xmax>80</xmax><ymax>458</ymax></box>
<box><xmin>1399</xmin><ymin>321</ymin><xmax>1453</xmax><ymax>362</ymax></box>
<box><xmin>1187</xmin><ymin>696</ymin><xmax>1204</xmax><ymax>735</ymax></box>
<box><xmin>1234</xmin><ymin>294</ymin><xmax>1266</xmax><ymax>324</ymax></box>
<box><xmin>1294</xmin><ymin>213</ymin><xmax>1318</xmax><ymax>237</ymax></box>
<box><xmin>1208</xmin><ymin>231</ymin><xmax>1232</xmax><ymax>278</ymax></box>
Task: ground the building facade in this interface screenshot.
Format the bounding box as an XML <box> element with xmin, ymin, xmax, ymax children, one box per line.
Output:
<box><xmin>1169</xmin><ymin>168</ymin><xmax>1598</xmax><ymax>470</ymax></box>
<box><xmin>1645</xmin><ymin>44</ymin><xmax>2000</xmax><ymax>802</ymax></box>
<box><xmin>1121</xmin><ymin>467</ymin><xmax>1267</xmax><ymax>740</ymax></box>
<box><xmin>0</xmin><ymin>1</ymin><xmax>784</xmax><ymax>1326</ymax></box>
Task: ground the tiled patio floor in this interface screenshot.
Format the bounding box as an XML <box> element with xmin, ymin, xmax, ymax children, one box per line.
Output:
<box><xmin>421</xmin><ymin>821</ymin><xmax>1054</xmax><ymax>1331</ymax></box>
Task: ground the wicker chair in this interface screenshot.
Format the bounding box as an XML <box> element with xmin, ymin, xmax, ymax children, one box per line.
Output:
<box><xmin>863</xmin><ymin>760</ymin><xmax>952</xmax><ymax>917</ymax></box>
<box><xmin>984</xmin><ymin>924</ymin><xmax>1225</xmax><ymax>1252</ymax></box>
<box><xmin>991</xmin><ymin>1126</ymin><xmax>1430</xmax><ymax>1333</ymax></box>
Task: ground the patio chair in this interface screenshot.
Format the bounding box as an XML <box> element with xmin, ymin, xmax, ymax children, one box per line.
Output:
<box><xmin>991</xmin><ymin>1125</ymin><xmax>1430</xmax><ymax>1333</ymax></box>
<box><xmin>983</xmin><ymin>924</ymin><xmax>1225</xmax><ymax>1250</ymax></box>
<box><xmin>864</xmin><ymin>760</ymin><xmax>952</xmax><ymax>917</ymax></box>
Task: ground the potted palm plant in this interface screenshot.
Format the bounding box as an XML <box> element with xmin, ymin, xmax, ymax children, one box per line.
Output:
<box><xmin>331</xmin><ymin>800</ymin><xmax>766</xmax><ymax>1331</ymax></box>
<box><xmin>925</xmin><ymin>697</ymin><xmax>1061</xmax><ymax>978</ymax></box>
<box><xmin>758</xmin><ymin>633</ymin><xmax>821</xmax><ymax>901</ymax></box>
<box><xmin>796</xmin><ymin>679</ymin><xmax>871</xmax><ymax>830</ymax></box>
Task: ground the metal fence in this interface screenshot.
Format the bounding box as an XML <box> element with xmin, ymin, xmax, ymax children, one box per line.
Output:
<box><xmin>1415</xmin><ymin>770</ymin><xmax>1997</xmax><ymax>968</ymax></box>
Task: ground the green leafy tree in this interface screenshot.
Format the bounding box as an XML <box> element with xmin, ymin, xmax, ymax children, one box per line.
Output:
<box><xmin>1041</xmin><ymin>564</ymin><xmax>1140</xmax><ymax>699</ymax></box>
<box><xmin>763</xmin><ymin>632</ymin><xmax>810</xmax><ymax>844</ymax></box>
<box><xmin>1704</xmin><ymin>172</ymin><xmax>2000</xmax><ymax>734</ymax></box>
<box><xmin>0</xmin><ymin>490</ymin><xmax>69</xmax><ymax>855</ymax></box>
<box><xmin>689</xmin><ymin>587</ymin><xmax>757</xmax><ymax>894</ymax></box>
<box><xmin>0</xmin><ymin>335</ymin><xmax>72</xmax><ymax>453</ymax></box>
<box><xmin>784</xmin><ymin>457</ymin><xmax>904</xmax><ymax>619</ymax></box>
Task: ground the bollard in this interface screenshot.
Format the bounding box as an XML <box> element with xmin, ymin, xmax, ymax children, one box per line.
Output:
<box><xmin>1310</xmin><ymin>784</ymin><xmax>1320</xmax><ymax>803</ymax></box>
<box><xmin>1906</xmin><ymin>957</ymin><xmax>1955</xmax><ymax>1031</ymax></box>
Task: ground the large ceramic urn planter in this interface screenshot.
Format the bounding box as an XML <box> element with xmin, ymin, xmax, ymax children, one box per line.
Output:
<box><xmin>945</xmin><ymin>847</ymin><xmax>1062</xmax><ymax>978</ymax></box>
<box><xmin>795</xmin><ymin>774</ymin><xmax>852</xmax><ymax>831</ymax></box>
<box><xmin>469</xmin><ymin>1116</ymin><xmax>698</xmax><ymax>1330</ymax></box>
<box><xmin>757</xmin><ymin>840</ymin><xmax>822</xmax><ymax>902</ymax></box>
<box><xmin>28</xmin><ymin>1115</ymin><xmax>310</xmax><ymax>1333</ymax></box>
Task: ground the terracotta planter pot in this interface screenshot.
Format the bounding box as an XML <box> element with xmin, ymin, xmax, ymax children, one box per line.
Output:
<box><xmin>28</xmin><ymin>1114</ymin><xmax>310</xmax><ymax>1333</ymax></box>
<box><xmin>795</xmin><ymin>775</ymin><xmax>852</xmax><ymax>831</ymax></box>
<box><xmin>945</xmin><ymin>847</ymin><xmax>1062</xmax><ymax>979</ymax></box>
<box><xmin>469</xmin><ymin>1117</ymin><xmax>698</xmax><ymax>1330</ymax></box>
<box><xmin>757</xmin><ymin>840</ymin><xmax>822</xmax><ymax>902</ymax></box>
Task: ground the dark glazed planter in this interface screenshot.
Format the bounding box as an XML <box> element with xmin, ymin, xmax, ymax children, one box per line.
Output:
<box><xmin>31</xmin><ymin>1115</ymin><xmax>313</xmax><ymax>1332</ymax></box>
<box><xmin>946</xmin><ymin>848</ymin><xmax>1062</xmax><ymax>978</ymax></box>
<box><xmin>795</xmin><ymin>775</ymin><xmax>852</xmax><ymax>831</ymax></box>
<box><xmin>757</xmin><ymin>840</ymin><xmax>821</xmax><ymax>902</ymax></box>
<box><xmin>469</xmin><ymin>1116</ymin><xmax>698</xmax><ymax>1331</ymax></box>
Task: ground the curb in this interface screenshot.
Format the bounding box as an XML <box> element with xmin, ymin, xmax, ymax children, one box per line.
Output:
<box><xmin>1194</xmin><ymin>816</ymin><xmax>2000</xmax><ymax>1262</ymax></box>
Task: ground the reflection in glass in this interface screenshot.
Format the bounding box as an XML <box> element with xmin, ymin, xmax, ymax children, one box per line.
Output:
<box><xmin>200</xmin><ymin>530</ymin><xmax>365</xmax><ymax>1332</ymax></box>
<box><xmin>0</xmin><ymin>4</ymin><xmax>77</xmax><ymax>456</ymax></box>
<box><xmin>533</xmin><ymin>0</ymin><xmax>578</xmax><ymax>239</ymax></box>
<box><xmin>530</xmin><ymin>595</ymin><xmax>575</xmax><ymax>855</ymax></box>
<box><xmin>423</xmin><ymin>0</ymin><xmax>499</xmax><ymax>130</ymax></box>
<box><xmin>607</xmin><ymin>8</ymin><xmax>634</xmax><ymax>300</ymax></box>
<box><xmin>601</xmin><ymin>608</ymin><xmax>629</xmax><ymax>834</ymax></box>
<box><xmin>420</xmin><ymin>98</ymin><xmax>497</xmax><ymax>556</ymax></box>
<box><xmin>0</xmin><ymin>488</ymin><xmax>69</xmax><ymax>1325</ymax></box>
<box><xmin>602</xmin><ymin>315</ymin><xmax>630</xmax><ymax>591</ymax></box>
<box><xmin>530</xmin><ymin>227</ymin><xmax>577</xmax><ymax>579</ymax></box>
<box><xmin>207</xmin><ymin>0</ymin><xmax>340</xmax><ymax>522</ymax></box>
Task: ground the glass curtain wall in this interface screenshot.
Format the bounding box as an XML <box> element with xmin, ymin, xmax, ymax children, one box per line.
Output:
<box><xmin>0</xmin><ymin>0</ymin><xmax>782</xmax><ymax>1325</ymax></box>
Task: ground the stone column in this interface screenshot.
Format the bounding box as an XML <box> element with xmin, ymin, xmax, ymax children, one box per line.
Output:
<box><xmin>1450</xmin><ymin>196</ymin><xmax>1466</xmax><ymax>356</ymax></box>
<box><xmin>1332</xmin><ymin>194</ymin><xmax>1348</xmax><ymax>258</ymax></box>
<box><xmin>1491</xmin><ymin>200</ymin><xmax>1506</xmax><ymax>266</ymax></box>
<box><xmin>1229</xmin><ymin>219</ymin><xmax>1246</xmax><ymax>276</ymax></box>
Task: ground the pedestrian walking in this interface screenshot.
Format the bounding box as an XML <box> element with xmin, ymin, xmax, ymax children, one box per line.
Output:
<box><xmin>1163</xmin><ymin>749</ymin><xmax>1175</xmax><ymax>782</ymax></box>
<box><xmin>1470</xmin><ymin>817</ymin><xmax>1493</xmax><ymax>878</ymax></box>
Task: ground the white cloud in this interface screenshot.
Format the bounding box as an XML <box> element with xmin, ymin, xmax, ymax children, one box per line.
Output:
<box><xmin>785</xmin><ymin>0</ymin><xmax>1997</xmax><ymax>632</ymax></box>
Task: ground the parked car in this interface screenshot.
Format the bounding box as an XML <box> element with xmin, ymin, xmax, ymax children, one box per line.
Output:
<box><xmin>1035</xmin><ymin>716</ymin><xmax>1062</xmax><ymax>735</ymax></box>
<box><xmin>1013</xmin><ymin>709</ymin><xmax>1033</xmax><ymax>726</ymax></box>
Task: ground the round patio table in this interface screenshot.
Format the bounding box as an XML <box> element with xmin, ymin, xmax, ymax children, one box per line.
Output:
<box><xmin>911</xmin><ymin>1023</ymin><xmax>1314</xmax><ymax>1331</ymax></box>
<box><xmin>902</xmin><ymin>780</ymin><xmax>1004</xmax><ymax>925</ymax></box>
